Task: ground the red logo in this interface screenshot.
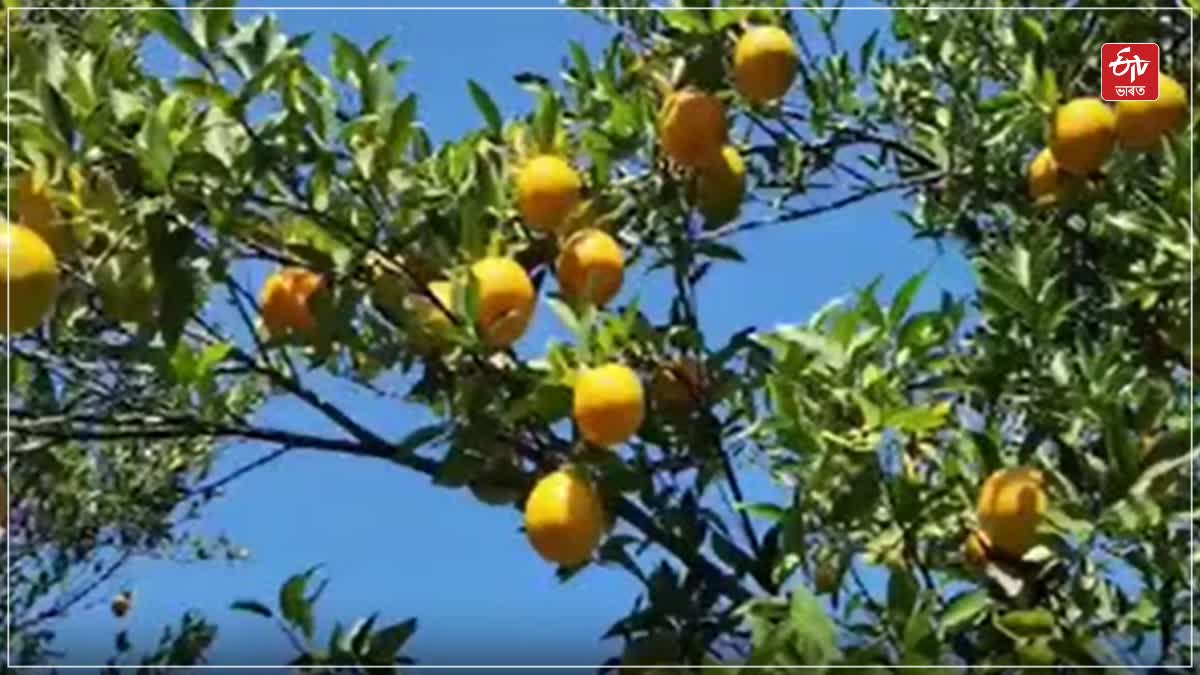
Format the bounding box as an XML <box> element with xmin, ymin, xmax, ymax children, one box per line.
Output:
<box><xmin>1101</xmin><ymin>43</ymin><xmax>1159</xmax><ymax>101</ymax></box>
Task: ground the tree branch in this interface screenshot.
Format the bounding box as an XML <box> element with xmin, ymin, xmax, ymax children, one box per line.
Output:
<box><xmin>704</xmin><ymin>173</ymin><xmax>945</xmax><ymax>240</ymax></box>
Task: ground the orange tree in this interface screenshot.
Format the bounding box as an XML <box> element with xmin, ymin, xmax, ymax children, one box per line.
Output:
<box><xmin>2</xmin><ymin>1</ymin><xmax>1195</xmax><ymax>669</ymax></box>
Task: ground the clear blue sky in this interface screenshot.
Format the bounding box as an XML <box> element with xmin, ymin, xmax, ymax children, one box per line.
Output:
<box><xmin>51</xmin><ymin>2</ymin><xmax>974</xmax><ymax>668</ymax></box>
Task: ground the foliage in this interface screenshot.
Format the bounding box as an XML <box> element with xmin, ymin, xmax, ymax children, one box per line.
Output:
<box><xmin>1</xmin><ymin>0</ymin><xmax>1194</xmax><ymax>670</ymax></box>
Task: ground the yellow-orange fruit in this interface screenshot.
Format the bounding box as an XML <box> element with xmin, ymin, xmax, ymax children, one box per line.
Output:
<box><xmin>471</xmin><ymin>257</ymin><xmax>535</xmax><ymax>348</ymax></box>
<box><xmin>573</xmin><ymin>363</ymin><xmax>645</xmax><ymax>447</ymax></box>
<box><xmin>1115</xmin><ymin>73</ymin><xmax>1188</xmax><ymax>151</ymax></box>
<box><xmin>556</xmin><ymin>228</ymin><xmax>624</xmax><ymax>307</ymax></box>
<box><xmin>259</xmin><ymin>267</ymin><xmax>323</xmax><ymax>337</ymax></box>
<box><xmin>523</xmin><ymin>469</ymin><xmax>606</xmax><ymax>566</ymax></box>
<box><xmin>0</xmin><ymin>224</ymin><xmax>59</xmax><ymax>335</ymax></box>
<box><xmin>1050</xmin><ymin>98</ymin><xmax>1116</xmax><ymax>176</ymax></box>
<box><xmin>976</xmin><ymin>467</ymin><xmax>1047</xmax><ymax>560</ymax></box>
<box><xmin>733</xmin><ymin>25</ymin><xmax>799</xmax><ymax>104</ymax></box>
<box><xmin>659</xmin><ymin>89</ymin><xmax>727</xmax><ymax>168</ymax></box>
<box><xmin>694</xmin><ymin>145</ymin><xmax>747</xmax><ymax>224</ymax></box>
<box><xmin>1027</xmin><ymin>147</ymin><xmax>1067</xmax><ymax>207</ymax></box>
<box><xmin>516</xmin><ymin>155</ymin><xmax>583</xmax><ymax>232</ymax></box>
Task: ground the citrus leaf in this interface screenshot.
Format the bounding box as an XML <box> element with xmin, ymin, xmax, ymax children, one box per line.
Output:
<box><xmin>467</xmin><ymin>80</ymin><xmax>502</xmax><ymax>136</ymax></box>
<box><xmin>940</xmin><ymin>589</ymin><xmax>990</xmax><ymax>635</ymax></box>
<box><xmin>996</xmin><ymin>608</ymin><xmax>1056</xmax><ymax>639</ymax></box>
<box><xmin>142</xmin><ymin>9</ymin><xmax>206</xmax><ymax>66</ymax></box>
<box><xmin>230</xmin><ymin>600</ymin><xmax>273</xmax><ymax>618</ymax></box>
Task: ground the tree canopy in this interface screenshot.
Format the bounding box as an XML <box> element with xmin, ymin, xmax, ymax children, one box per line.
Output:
<box><xmin>1</xmin><ymin>1</ymin><xmax>1195</xmax><ymax>671</ymax></box>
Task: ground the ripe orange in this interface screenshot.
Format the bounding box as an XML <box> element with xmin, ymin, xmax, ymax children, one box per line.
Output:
<box><xmin>976</xmin><ymin>467</ymin><xmax>1047</xmax><ymax>560</ymax></box>
<box><xmin>470</xmin><ymin>257</ymin><xmax>535</xmax><ymax>348</ymax></box>
<box><xmin>651</xmin><ymin>358</ymin><xmax>705</xmax><ymax>412</ymax></box>
<box><xmin>0</xmin><ymin>223</ymin><xmax>59</xmax><ymax>335</ymax></box>
<box><xmin>1115</xmin><ymin>73</ymin><xmax>1188</xmax><ymax>151</ymax></box>
<box><xmin>733</xmin><ymin>25</ymin><xmax>799</xmax><ymax>104</ymax></box>
<box><xmin>573</xmin><ymin>363</ymin><xmax>645</xmax><ymax>447</ymax></box>
<box><xmin>1027</xmin><ymin>147</ymin><xmax>1068</xmax><ymax>207</ymax></box>
<box><xmin>1050</xmin><ymin>98</ymin><xmax>1115</xmax><ymax>176</ymax></box>
<box><xmin>516</xmin><ymin>155</ymin><xmax>583</xmax><ymax>232</ymax></box>
<box><xmin>694</xmin><ymin>145</ymin><xmax>747</xmax><ymax>224</ymax></box>
<box><xmin>259</xmin><ymin>267</ymin><xmax>324</xmax><ymax>338</ymax></box>
<box><xmin>523</xmin><ymin>468</ymin><xmax>606</xmax><ymax>566</ymax></box>
<box><xmin>556</xmin><ymin>228</ymin><xmax>624</xmax><ymax>308</ymax></box>
<box><xmin>659</xmin><ymin>89</ymin><xmax>727</xmax><ymax>168</ymax></box>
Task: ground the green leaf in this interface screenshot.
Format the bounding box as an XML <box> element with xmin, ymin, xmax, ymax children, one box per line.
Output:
<box><xmin>735</xmin><ymin>502</ymin><xmax>786</xmax><ymax>523</ymax></box>
<box><xmin>174</xmin><ymin>77</ymin><xmax>235</xmax><ymax>112</ymax></box>
<box><xmin>567</xmin><ymin>41</ymin><xmax>592</xmax><ymax>84</ymax></box>
<box><xmin>197</xmin><ymin>4</ymin><xmax>234</xmax><ymax>50</ymax></box>
<box><xmin>393</xmin><ymin>423</ymin><xmax>447</xmax><ymax>457</ymax></box>
<box><xmin>889</xmin><ymin>270</ymin><xmax>927</xmax><ymax>325</ymax></box>
<box><xmin>546</xmin><ymin>297</ymin><xmax>584</xmax><ymax>344</ymax></box>
<box><xmin>368</xmin><ymin>618</ymin><xmax>417</xmax><ymax>661</ymax></box>
<box><xmin>939</xmin><ymin>590</ymin><xmax>990</xmax><ymax>635</ymax></box>
<box><xmin>887</xmin><ymin>570</ymin><xmax>919</xmax><ymax>622</ymax></box>
<box><xmin>467</xmin><ymin>80</ymin><xmax>502</xmax><ymax>136</ymax></box>
<box><xmin>279</xmin><ymin>568</ymin><xmax>318</xmax><ymax>641</ymax></box>
<box><xmin>996</xmin><ymin>608</ymin><xmax>1056</xmax><ymax>639</ymax></box>
<box><xmin>331</xmin><ymin>33</ymin><xmax>367</xmax><ymax>89</ymax></box>
<box><xmin>1014</xmin><ymin>16</ymin><xmax>1048</xmax><ymax>49</ymax></box>
<box><xmin>142</xmin><ymin>9</ymin><xmax>207</xmax><ymax>66</ymax></box>
<box><xmin>230</xmin><ymin>600</ymin><xmax>273</xmax><ymax>619</ymax></box>
<box><xmin>787</xmin><ymin>586</ymin><xmax>839</xmax><ymax>664</ymax></box>
<box><xmin>711</xmin><ymin>532</ymin><xmax>754</xmax><ymax>574</ymax></box>
<box><xmin>695</xmin><ymin>240</ymin><xmax>746</xmax><ymax>263</ymax></box>
<box><xmin>138</xmin><ymin>98</ymin><xmax>177</xmax><ymax>189</ymax></box>
<box><xmin>196</xmin><ymin>342</ymin><xmax>231</xmax><ymax>380</ymax></box>
<box><xmin>363</xmin><ymin>62</ymin><xmax>396</xmax><ymax>114</ymax></box>
<box><xmin>884</xmin><ymin>403</ymin><xmax>950</xmax><ymax>434</ymax></box>
<box><xmin>39</xmin><ymin>82</ymin><xmax>74</xmax><ymax>150</ymax></box>
<box><xmin>661</xmin><ymin>8</ymin><xmax>709</xmax><ymax>34</ymax></box>
<box><xmin>385</xmin><ymin>94</ymin><xmax>419</xmax><ymax>158</ymax></box>
<box><xmin>532</xmin><ymin>90</ymin><xmax>560</xmax><ymax>153</ymax></box>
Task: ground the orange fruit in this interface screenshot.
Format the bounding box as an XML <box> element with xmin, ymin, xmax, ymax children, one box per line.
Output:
<box><xmin>1115</xmin><ymin>73</ymin><xmax>1188</xmax><ymax>151</ymax></box>
<box><xmin>651</xmin><ymin>358</ymin><xmax>705</xmax><ymax>412</ymax></box>
<box><xmin>556</xmin><ymin>228</ymin><xmax>624</xmax><ymax>307</ymax></box>
<box><xmin>1027</xmin><ymin>147</ymin><xmax>1069</xmax><ymax>207</ymax></box>
<box><xmin>694</xmin><ymin>145</ymin><xmax>747</xmax><ymax>224</ymax></box>
<box><xmin>259</xmin><ymin>267</ymin><xmax>324</xmax><ymax>338</ymax></box>
<box><xmin>516</xmin><ymin>155</ymin><xmax>583</xmax><ymax>232</ymax></box>
<box><xmin>733</xmin><ymin>25</ymin><xmax>799</xmax><ymax>104</ymax></box>
<box><xmin>0</xmin><ymin>223</ymin><xmax>59</xmax><ymax>335</ymax></box>
<box><xmin>976</xmin><ymin>467</ymin><xmax>1047</xmax><ymax>560</ymax></box>
<box><xmin>659</xmin><ymin>89</ymin><xmax>727</xmax><ymax>168</ymax></box>
<box><xmin>1050</xmin><ymin>98</ymin><xmax>1115</xmax><ymax>176</ymax></box>
<box><xmin>523</xmin><ymin>468</ymin><xmax>606</xmax><ymax>566</ymax></box>
<box><xmin>573</xmin><ymin>363</ymin><xmax>645</xmax><ymax>447</ymax></box>
<box><xmin>470</xmin><ymin>257</ymin><xmax>535</xmax><ymax>348</ymax></box>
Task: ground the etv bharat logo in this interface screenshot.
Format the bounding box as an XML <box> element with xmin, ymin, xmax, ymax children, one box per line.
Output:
<box><xmin>1101</xmin><ymin>43</ymin><xmax>1160</xmax><ymax>102</ymax></box>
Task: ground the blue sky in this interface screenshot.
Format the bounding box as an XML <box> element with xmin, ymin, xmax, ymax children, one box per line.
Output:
<box><xmin>49</xmin><ymin>2</ymin><xmax>975</xmax><ymax>668</ymax></box>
